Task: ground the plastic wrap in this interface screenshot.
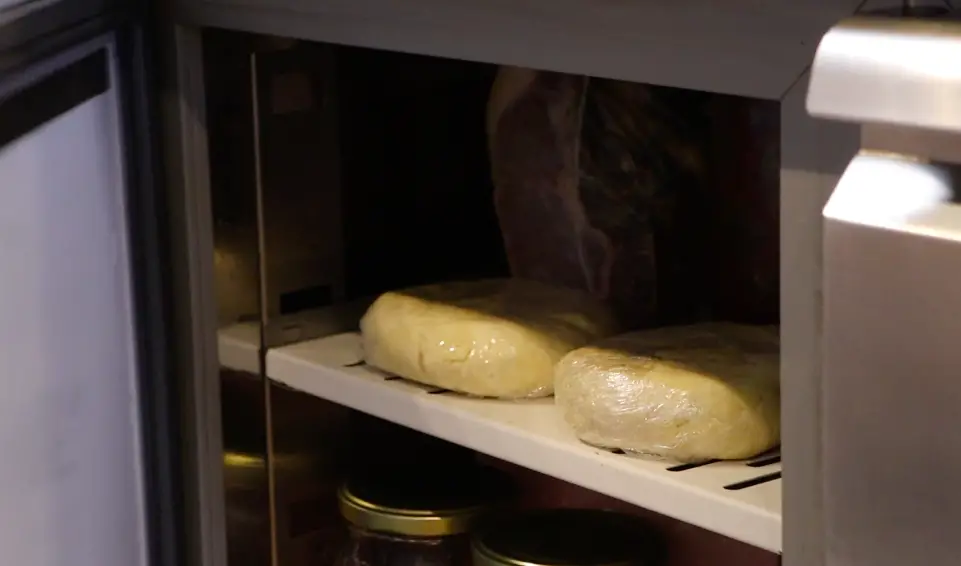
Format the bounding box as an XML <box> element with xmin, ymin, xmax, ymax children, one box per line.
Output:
<box><xmin>360</xmin><ymin>279</ymin><xmax>618</xmax><ymax>398</ymax></box>
<box><xmin>487</xmin><ymin>67</ymin><xmax>713</xmax><ymax>329</ymax></box>
<box><xmin>554</xmin><ymin>323</ymin><xmax>780</xmax><ymax>462</ymax></box>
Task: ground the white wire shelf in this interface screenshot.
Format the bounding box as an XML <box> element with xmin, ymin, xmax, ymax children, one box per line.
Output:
<box><xmin>267</xmin><ymin>331</ymin><xmax>782</xmax><ymax>552</ymax></box>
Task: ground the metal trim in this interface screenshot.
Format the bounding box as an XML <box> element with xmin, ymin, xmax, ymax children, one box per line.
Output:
<box><xmin>807</xmin><ymin>15</ymin><xmax>961</xmax><ymax>132</ymax></box>
<box><xmin>159</xmin><ymin>23</ymin><xmax>229</xmax><ymax>566</ymax></box>
<box><xmin>0</xmin><ymin>0</ymin><xmax>116</xmax><ymax>73</ymax></box>
<box><xmin>0</xmin><ymin>47</ymin><xmax>106</xmax><ymax>148</ymax></box>
<box><xmin>114</xmin><ymin>22</ymin><xmax>189</xmax><ymax>566</ymax></box>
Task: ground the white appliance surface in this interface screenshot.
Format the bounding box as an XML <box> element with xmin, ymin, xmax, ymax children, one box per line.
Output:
<box><xmin>0</xmin><ymin>40</ymin><xmax>147</xmax><ymax>566</ymax></box>
<box><xmin>822</xmin><ymin>153</ymin><xmax>961</xmax><ymax>566</ymax></box>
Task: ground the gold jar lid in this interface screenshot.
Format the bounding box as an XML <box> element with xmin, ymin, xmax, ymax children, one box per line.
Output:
<box><xmin>471</xmin><ymin>509</ymin><xmax>665</xmax><ymax>566</ymax></box>
<box><xmin>338</xmin><ymin>467</ymin><xmax>513</xmax><ymax>537</ymax></box>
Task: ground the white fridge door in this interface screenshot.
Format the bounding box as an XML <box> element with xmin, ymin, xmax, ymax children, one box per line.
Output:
<box><xmin>0</xmin><ymin>35</ymin><xmax>147</xmax><ymax>566</ymax></box>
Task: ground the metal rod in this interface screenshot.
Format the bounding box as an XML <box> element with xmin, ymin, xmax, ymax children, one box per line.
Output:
<box><xmin>250</xmin><ymin>50</ymin><xmax>281</xmax><ymax>566</ymax></box>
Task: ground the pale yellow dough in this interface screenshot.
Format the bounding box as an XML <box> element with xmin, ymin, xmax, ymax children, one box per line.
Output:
<box><xmin>360</xmin><ymin>279</ymin><xmax>617</xmax><ymax>398</ymax></box>
<box><xmin>554</xmin><ymin>323</ymin><xmax>780</xmax><ymax>461</ymax></box>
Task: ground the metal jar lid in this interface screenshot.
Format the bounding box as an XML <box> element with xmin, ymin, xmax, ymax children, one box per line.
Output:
<box><xmin>471</xmin><ymin>509</ymin><xmax>665</xmax><ymax>566</ymax></box>
<box><xmin>338</xmin><ymin>467</ymin><xmax>513</xmax><ymax>537</ymax></box>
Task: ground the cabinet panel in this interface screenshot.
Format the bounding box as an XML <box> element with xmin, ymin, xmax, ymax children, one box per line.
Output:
<box><xmin>0</xmin><ymin>39</ymin><xmax>147</xmax><ymax>566</ymax></box>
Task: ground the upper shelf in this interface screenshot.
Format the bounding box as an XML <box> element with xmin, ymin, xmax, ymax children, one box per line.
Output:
<box><xmin>176</xmin><ymin>0</ymin><xmax>862</xmax><ymax>99</ymax></box>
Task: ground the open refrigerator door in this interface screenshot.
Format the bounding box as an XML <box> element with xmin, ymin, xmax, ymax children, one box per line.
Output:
<box><xmin>0</xmin><ymin>0</ymin><xmax>189</xmax><ymax>562</ymax></box>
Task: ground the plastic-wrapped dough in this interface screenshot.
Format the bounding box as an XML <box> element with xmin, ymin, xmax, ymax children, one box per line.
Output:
<box><xmin>554</xmin><ymin>323</ymin><xmax>780</xmax><ymax>461</ymax></box>
<box><xmin>360</xmin><ymin>279</ymin><xmax>617</xmax><ymax>398</ymax></box>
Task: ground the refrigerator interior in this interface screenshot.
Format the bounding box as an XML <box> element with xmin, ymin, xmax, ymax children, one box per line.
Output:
<box><xmin>204</xmin><ymin>28</ymin><xmax>784</xmax><ymax>566</ymax></box>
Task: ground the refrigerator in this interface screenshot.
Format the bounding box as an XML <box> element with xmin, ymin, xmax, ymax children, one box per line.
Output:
<box><xmin>4</xmin><ymin>2</ymin><xmax>961</xmax><ymax>566</ymax></box>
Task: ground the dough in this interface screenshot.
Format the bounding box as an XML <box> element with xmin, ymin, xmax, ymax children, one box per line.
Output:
<box><xmin>360</xmin><ymin>279</ymin><xmax>617</xmax><ymax>398</ymax></box>
<box><xmin>554</xmin><ymin>323</ymin><xmax>780</xmax><ymax>461</ymax></box>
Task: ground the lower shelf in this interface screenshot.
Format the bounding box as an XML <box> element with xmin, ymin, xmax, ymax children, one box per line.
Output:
<box><xmin>267</xmin><ymin>332</ymin><xmax>782</xmax><ymax>553</ymax></box>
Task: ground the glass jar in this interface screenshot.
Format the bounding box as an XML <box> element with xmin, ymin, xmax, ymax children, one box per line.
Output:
<box><xmin>337</xmin><ymin>525</ymin><xmax>471</xmax><ymax>566</ymax></box>
<box><xmin>335</xmin><ymin>468</ymin><xmax>512</xmax><ymax>566</ymax></box>
<box><xmin>471</xmin><ymin>508</ymin><xmax>666</xmax><ymax>566</ymax></box>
